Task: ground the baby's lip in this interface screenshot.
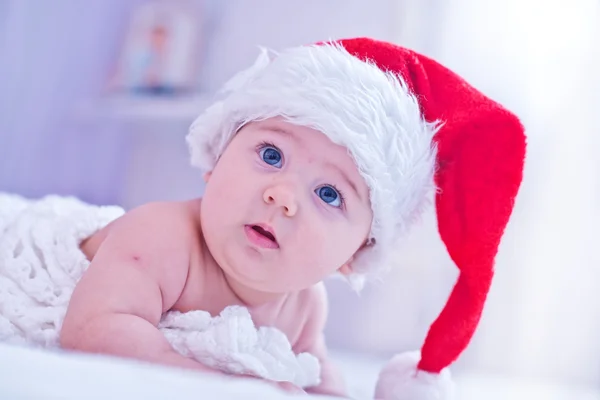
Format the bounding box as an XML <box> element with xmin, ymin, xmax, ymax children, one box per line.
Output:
<box><xmin>248</xmin><ymin>223</ymin><xmax>278</xmax><ymax>244</ymax></box>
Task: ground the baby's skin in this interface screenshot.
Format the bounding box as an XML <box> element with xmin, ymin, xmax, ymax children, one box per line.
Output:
<box><xmin>61</xmin><ymin>118</ymin><xmax>375</xmax><ymax>397</ymax></box>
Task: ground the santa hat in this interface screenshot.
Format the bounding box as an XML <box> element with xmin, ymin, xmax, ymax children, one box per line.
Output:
<box><xmin>187</xmin><ymin>38</ymin><xmax>526</xmax><ymax>399</ymax></box>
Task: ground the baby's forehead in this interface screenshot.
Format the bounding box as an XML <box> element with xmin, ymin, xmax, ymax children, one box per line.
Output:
<box><xmin>250</xmin><ymin>118</ymin><xmax>343</xmax><ymax>148</ymax></box>
<box><xmin>253</xmin><ymin>119</ymin><xmax>357</xmax><ymax>162</ymax></box>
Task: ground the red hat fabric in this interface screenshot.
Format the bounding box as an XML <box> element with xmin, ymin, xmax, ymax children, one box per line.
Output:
<box><xmin>187</xmin><ymin>37</ymin><xmax>526</xmax><ymax>398</ymax></box>
<box><xmin>338</xmin><ymin>37</ymin><xmax>526</xmax><ymax>374</ymax></box>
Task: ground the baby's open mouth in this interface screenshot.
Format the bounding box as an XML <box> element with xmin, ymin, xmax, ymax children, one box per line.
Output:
<box><xmin>251</xmin><ymin>225</ymin><xmax>277</xmax><ymax>243</ymax></box>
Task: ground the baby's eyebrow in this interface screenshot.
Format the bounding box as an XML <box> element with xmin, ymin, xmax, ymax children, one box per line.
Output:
<box><xmin>262</xmin><ymin>125</ymin><xmax>295</xmax><ymax>138</ymax></box>
<box><xmin>260</xmin><ymin>125</ymin><xmax>305</xmax><ymax>146</ymax></box>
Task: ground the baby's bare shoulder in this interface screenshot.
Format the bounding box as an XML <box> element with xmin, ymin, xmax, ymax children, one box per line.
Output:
<box><xmin>280</xmin><ymin>283</ymin><xmax>327</xmax><ymax>318</ymax></box>
<box><xmin>83</xmin><ymin>199</ymin><xmax>203</xmax><ymax>310</ymax></box>
<box><xmin>300</xmin><ymin>281</ymin><xmax>327</xmax><ymax>303</ymax></box>
<box><xmin>288</xmin><ymin>283</ymin><xmax>328</xmax><ymax>329</ymax></box>
<box><xmin>287</xmin><ymin>283</ymin><xmax>329</xmax><ymax>351</ymax></box>
<box><xmin>84</xmin><ymin>200</ymin><xmax>200</xmax><ymax>256</ymax></box>
<box><xmin>124</xmin><ymin>199</ymin><xmax>200</xmax><ymax>228</ymax></box>
<box><xmin>116</xmin><ymin>199</ymin><xmax>203</xmax><ymax>268</ymax></box>
<box><xmin>301</xmin><ymin>282</ymin><xmax>328</xmax><ymax>321</ymax></box>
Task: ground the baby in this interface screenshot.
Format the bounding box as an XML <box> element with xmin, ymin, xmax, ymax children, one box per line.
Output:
<box><xmin>63</xmin><ymin>117</ymin><xmax>365</xmax><ymax>396</ymax></box>
<box><xmin>5</xmin><ymin>37</ymin><xmax>526</xmax><ymax>400</ymax></box>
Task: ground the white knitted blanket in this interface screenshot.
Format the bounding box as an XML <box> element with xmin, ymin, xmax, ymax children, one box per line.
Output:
<box><xmin>0</xmin><ymin>193</ymin><xmax>320</xmax><ymax>388</ymax></box>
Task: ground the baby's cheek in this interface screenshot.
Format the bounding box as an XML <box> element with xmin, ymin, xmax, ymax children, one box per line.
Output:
<box><xmin>309</xmin><ymin>226</ymin><xmax>351</xmax><ymax>265</ymax></box>
<box><xmin>217</xmin><ymin>170</ymin><xmax>252</xmax><ymax>200</ymax></box>
<box><xmin>331</xmin><ymin>225</ymin><xmax>364</xmax><ymax>259</ymax></box>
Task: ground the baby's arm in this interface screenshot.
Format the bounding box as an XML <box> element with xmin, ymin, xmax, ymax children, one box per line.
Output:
<box><xmin>60</xmin><ymin>202</ymin><xmax>217</xmax><ymax>374</ymax></box>
<box><xmin>296</xmin><ymin>284</ymin><xmax>348</xmax><ymax>398</ymax></box>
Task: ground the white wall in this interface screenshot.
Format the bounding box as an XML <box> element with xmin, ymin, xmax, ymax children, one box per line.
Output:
<box><xmin>118</xmin><ymin>0</ymin><xmax>402</xmax><ymax>208</ymax></box>
<box><xmin>0</xmin><ymin>0</ymin><xmax>145</xmax><ymax>204</ymax></box>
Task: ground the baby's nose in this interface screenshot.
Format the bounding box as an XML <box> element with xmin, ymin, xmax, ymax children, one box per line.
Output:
<box><xmin>263</xmin><ymin>185</ymin><xmax>298</xmax><ymax>217</ymax></box>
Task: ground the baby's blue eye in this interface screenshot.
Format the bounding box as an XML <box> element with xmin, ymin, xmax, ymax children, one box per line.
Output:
<box><xmin>260</xmin><ymin>146</ymin><xmax>282</xmax><ymax>168</ymax></box>
<box><xmin>315</xmin><ymin>185</ymin><xmax>342</xmax><ymax>208</ymax></box>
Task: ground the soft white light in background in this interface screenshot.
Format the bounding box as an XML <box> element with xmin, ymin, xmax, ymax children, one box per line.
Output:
<box><xmin>325</xmin><ymin>0</ymin><xmax>600</xmax><ymax>390</ymax></box>
<box><xmin>380</xmin><ymin>0</ymin><xmax>600</xmax><ymax>387</ymax></box>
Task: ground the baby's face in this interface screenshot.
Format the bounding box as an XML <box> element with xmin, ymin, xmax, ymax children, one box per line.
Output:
<box><xmin>200</xmin><ymin>117</ymin><xmax>373</xmax><ymax>293</ymax></box>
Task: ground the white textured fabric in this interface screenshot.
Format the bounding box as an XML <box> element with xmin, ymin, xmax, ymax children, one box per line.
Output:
<box><xmin>0</xmin><ymin>193</ymin><xmax>123</xmax><ymax>347</ymax></box>
<box><xmin>160</xmin><ymin>307</ymin><xmax>320</xmax><ymax>388</ymax></box>
<box><xmin>186</xmin><ymin>43</ymin><xmax>439</xmax><ymax>288</ymax></box>
<box><xmin>0</xmin><ymin>193</ymin><xmax>320</xmax><ymax>388</ymax></box>
<box><xmin>375</xmin><ymin>352</ymin><xmax>454</xmax><ymax>400</ymax></box>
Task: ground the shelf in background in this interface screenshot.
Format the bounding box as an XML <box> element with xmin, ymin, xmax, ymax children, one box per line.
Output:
<box><xmin>74</xmin><ymin>93</ymin><xmax>215</xmax><ymax>123</ymax></box>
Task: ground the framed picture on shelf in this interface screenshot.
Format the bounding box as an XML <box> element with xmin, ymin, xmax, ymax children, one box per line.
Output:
<box><xmin>113</xmin><ymin>0</ymin><xmax>204</xmax><ymax>96</ymax></box>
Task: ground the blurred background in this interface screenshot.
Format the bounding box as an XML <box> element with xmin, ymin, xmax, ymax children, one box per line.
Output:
<box><xmin>1</xmin><ymin>0</ymin><xmax>599</xmax><ymax>395</ymax></box>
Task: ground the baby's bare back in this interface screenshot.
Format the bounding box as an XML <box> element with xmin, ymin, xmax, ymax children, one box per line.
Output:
<box><xmin>75</xmin><ymin>199</ymin><xmax>316</xmax><ymax>354</ymax></box>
